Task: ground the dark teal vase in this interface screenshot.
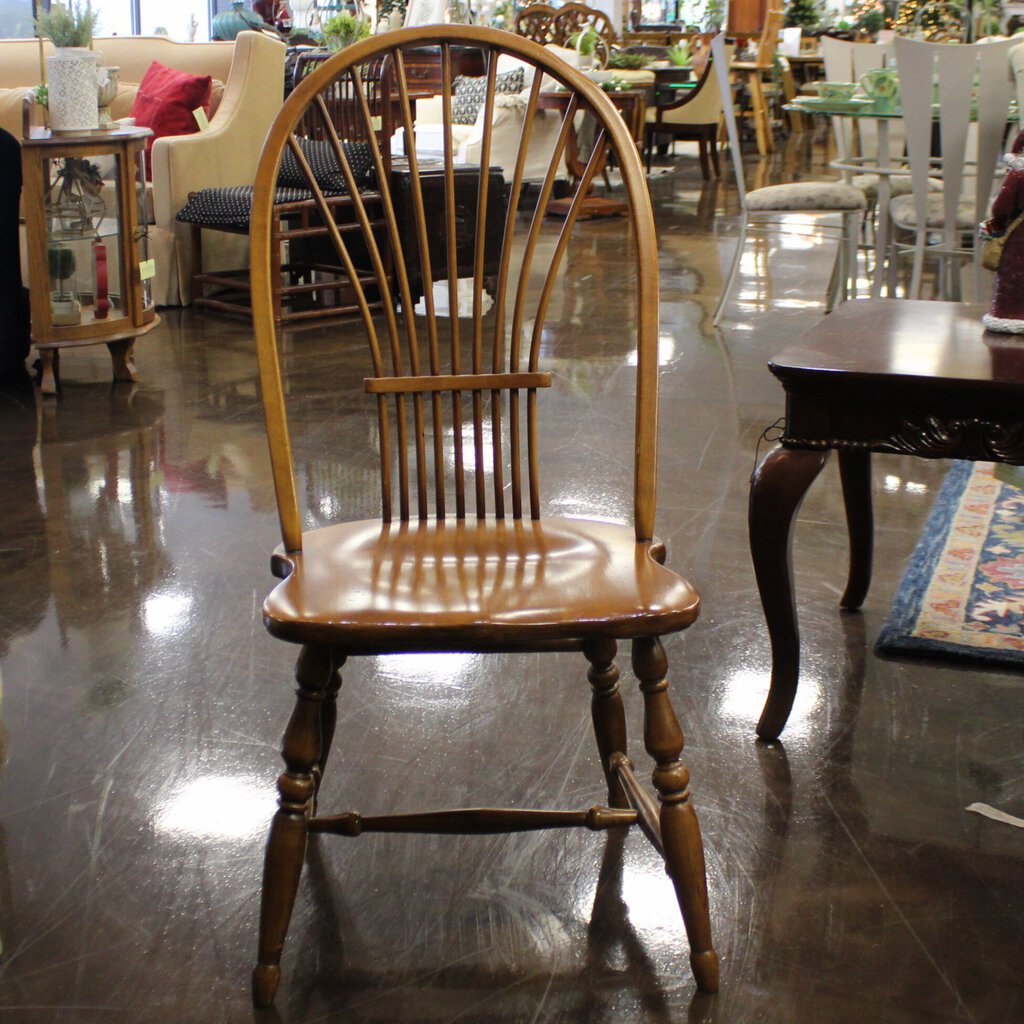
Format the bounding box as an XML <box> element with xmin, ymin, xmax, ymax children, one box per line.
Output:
<box><xmin>212</xmin><ymin>1</ymin><xmax>265</xmax><ymax>40</ymax></box>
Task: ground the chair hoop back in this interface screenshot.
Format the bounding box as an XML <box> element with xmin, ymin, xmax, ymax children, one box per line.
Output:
<box><xmin>249</xmin><ymin>26</ymin><xmax>661</xmax><ymax>554</ymax></box>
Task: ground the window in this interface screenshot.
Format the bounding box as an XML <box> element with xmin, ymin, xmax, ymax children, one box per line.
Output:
<box><xmin>97</xmin><ymin>0</ymin><xmax>135</xmax><ymax>36</ymax></box>
<box><xmin>0</xmin><ymin>0</ymin><xmax>37</xmax><ymax>37</ymax></box>
<box><xmin>139</xmin><ymin>0</ymin><xmax>211</xmax><ymax>40</ymax></box>
<box><xmin>94</xmin><ymin>0</ymin><xmax>216</xmax><ymax>40</ymax></box>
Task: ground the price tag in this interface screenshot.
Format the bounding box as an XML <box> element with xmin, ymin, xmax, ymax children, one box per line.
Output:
<box><xmin>371</xmin><ymin>115</ymin><xmax>382</xmax><ymax>132</ymax></box>
<box><xmin>139</xmin><ymin>259</ymin><xmax>156</xmax><ymax>281</ymax></box>
<box><xmin>193</xmin><ymin>107</ymin><xmax>210</xmax><ymax>132</ymax></box>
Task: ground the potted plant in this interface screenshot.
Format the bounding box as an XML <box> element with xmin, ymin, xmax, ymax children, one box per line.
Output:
<box><xmin>35</xmin><ymin>0</ymin><xmax>100</xmax><ymax>48</ymax></box>
<box><xmin>570</xmin><ymin>24</ymin><xmax>600</xmax><ymax>69</ymax></box>
<box><xmin>35</xmin><ymin>2</ymin><xmax>102</xmax><ymax>131</ymax></box>
<box><xmin>321</xmin><ymin>11</ymin><xmax>371</xmax><ymax>50</ymax></box>
<box><xmin>48</xmin><ymin>244</ymin><xmax>81</xmax><ymax>325</ymax></box>
<box><xmin>666</xmin><ymin>41</ymin><xmax>691</xmax><ymax>67</ymax></box>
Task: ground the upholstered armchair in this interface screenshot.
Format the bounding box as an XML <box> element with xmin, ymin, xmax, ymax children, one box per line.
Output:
<box><xmin>145</xmin><ymin>32</ymin><xmax>286</xmax><ymax>306</ymax></box>
<box><xmin>643</xmin><ymin>46</ymin><xmax>733</xmax><ymax>179</ymax></box>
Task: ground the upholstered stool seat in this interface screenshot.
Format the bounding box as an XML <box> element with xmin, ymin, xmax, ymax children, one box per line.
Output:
<box><xmin>889</xmin><ymin>192</ymin><xmax>976</xmax><ymax>231</ymax></box>
<box><xmin>849</xmin><ymin>173</ymin><xmax>941</xmax><ymax>201</ymax></box>
<box><xmin>745</xmin><ymin>181</ymin><xmax>867</xmax><ymax>212</ymax></box>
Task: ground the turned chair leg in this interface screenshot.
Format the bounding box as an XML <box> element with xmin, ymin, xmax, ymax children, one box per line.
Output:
<box><xmin>632</xmin><ymin>636</ymin><xmax>719</xmax><ymax>994</ymax></box>
<box><xmin>312</xmin><ymin>653</ymin><xmax>345</xmax><ymax>815</ymax></box>
<box><xmin>253</xmin><ymin>644</ymin><xmax>339</xmax><ymax>1008</ymax></box>
<box><xmin>584</xmin><ymin>638</ymin><xmax>628</xmax><ymax>809</ymax></box>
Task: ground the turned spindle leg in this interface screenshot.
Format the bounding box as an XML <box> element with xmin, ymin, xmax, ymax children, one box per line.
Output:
<box><xmin>584</xmin><ymin>638</ymin><xmax>629</xmax><ymax>809</ymax></box>
<box><xmin>632</xmin><ymin>636</ymin><xmax>719</xmax><ymax>994</ymax></box>
<box><xmin>311</xmin><ymin>653</ymin><xmax>345</xmax><ymax>814</ymax></box>
<box><xmin>253</xmin><ymin>644</ymin><xmax>336</xmax><ymax>1008</ymax></box>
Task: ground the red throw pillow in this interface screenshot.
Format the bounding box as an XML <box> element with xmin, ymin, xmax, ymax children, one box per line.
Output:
<box><xmin>130</xmin><ymin>61</ymin><xmax>213</xmax><ymax>179</ymax></box>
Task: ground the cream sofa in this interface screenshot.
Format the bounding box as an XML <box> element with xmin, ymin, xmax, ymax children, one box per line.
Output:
<box><xmin>0</xmin><ymin>31</ymin><xmax>285</xmax><ymax>305</ymax></box>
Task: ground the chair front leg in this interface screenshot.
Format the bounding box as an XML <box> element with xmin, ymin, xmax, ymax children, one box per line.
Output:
<box><xmin>632</xmin><ymin>636</ymin><xmax>718</xmax><ymax>994</ymax></box>
<box><xmin>253</xmin><ymin>643</ymin><xmax>337</xmax><ymax>1008</ymax></box>
<box><xmin>312</xmin><ymin>653</ymin><xmax>346</xmax><ymax>814</ymax></box>
<box><xmin>584</xmin><ymin>637</ymin><xmax>628</xmax><ymax>808</ymax></box>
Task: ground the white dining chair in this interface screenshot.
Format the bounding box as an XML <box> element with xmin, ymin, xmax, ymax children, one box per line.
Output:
<box><xmin>820</xmin><ymin>37</ymin><xmax>895</xmax><ymax>175</ymax></box>
<box><xmin>1010</xmin><ymin>41</ymin><xmax>1024</xmax><ymax>131</ymax></box>
<box><xmin>889</xmin><ymin>36</ymin><xmax>1016</xmax><ymax>300</ymax></box>
<box><xmin>711</xmin><ymin>33</ymin><xmax>866</xmax><ymax>325</ymax></box>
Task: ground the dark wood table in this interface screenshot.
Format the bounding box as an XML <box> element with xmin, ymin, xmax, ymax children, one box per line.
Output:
<box><xmin>786</xmin><ymin>52</ymin><xmax>825</xmax><ymax>86</ymax></box>
<box><xmin>749</xmin><ymin>299</ymin><xmax>1024</xmax><ymax>740</ymax></box>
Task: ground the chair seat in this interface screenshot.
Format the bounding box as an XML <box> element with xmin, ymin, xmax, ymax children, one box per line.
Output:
<box><xmin>746</xmin><ymin>181</ymin><xmax>867</xmax><ymax>212</ymax></box>
<box><xmin>850</xmin><ymin>173</ymin><xmax>941</xmax><ymax>200</ymax></box>
<box><xmin>645</xmin><ymin>106</ymin><xmax>717</xmax><ymax>127</ymax></box>
<box><xmin>889</xmin><ymin>192</ymin><xmax>976</xmax><ymax>231</ymax></box>
<box><xmin>264</xmin><ymin>517</ymin><xmax>700</xmax><ymax>650</ymax></box>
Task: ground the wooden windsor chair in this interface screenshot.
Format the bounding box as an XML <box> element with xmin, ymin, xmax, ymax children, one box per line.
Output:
<box><xmin>248</xmin><ymin>24</ymin><xmax>718</xmax><ymax>1007</ymax></box>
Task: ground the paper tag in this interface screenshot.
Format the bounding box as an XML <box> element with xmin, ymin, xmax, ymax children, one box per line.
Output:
<box><xmin>139</xmin><ymin>259</ymin><xmax>156</xmax><ymax>281</ymax></box>
<box><xmin>370</xmin><ymin>115</ymin><xmax>382</xmax><ymax>132</ymax></box>
<box><xmin>966</xmin><ymin>802</ymin><xmax>1024</xmax><ymax>828</ymax></box>
<box><xmin>193</xmin><ymin>107</ymin><xmax>210</xmax><ymax>132</ymax></box>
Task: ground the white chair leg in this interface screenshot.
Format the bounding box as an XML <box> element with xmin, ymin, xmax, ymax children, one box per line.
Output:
<box><xmin>825</xmin><ymin>234</ymin><xmax>844</xmax><ymax>313</ymax></box>
<box><xmin>713</xmin><ymin>210</ymin><xmax>749</xmax><ymax>326</ymax></box>
<box><xmin>845</xmin><ymin>212</ymin><xmax>859</xmax><ymax>300</ymax></box>
<box><xmin>909</xmin><ymin>228</ymin><xmax>926</xmax><ymax>299</ymax></box>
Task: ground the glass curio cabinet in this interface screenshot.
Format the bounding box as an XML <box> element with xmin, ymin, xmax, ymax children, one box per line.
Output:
<box><xmin>21</xmin><ymin>124</ymin><xmax>158</xmax><ymax>395</ymax></box>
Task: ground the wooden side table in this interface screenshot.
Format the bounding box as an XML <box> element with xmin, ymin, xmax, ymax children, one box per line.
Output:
<box><xmin>21</xmin><ymin>125</ymin><xmax>159</xmax><ymax>395</ymax></box>
<box><xmin>749</xmin><ymin>300</ymin><xmax>1021</xmax><ymax>740</ymax></box>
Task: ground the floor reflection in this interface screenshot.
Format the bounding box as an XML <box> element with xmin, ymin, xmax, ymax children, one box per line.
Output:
<box><xmin>0</xmin><ymin>137</ymin><xmax>1023</xmax><ymax>1022</ymax></box>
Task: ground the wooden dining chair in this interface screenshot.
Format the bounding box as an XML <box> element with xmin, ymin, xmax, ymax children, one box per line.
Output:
<box><xmin>247</xmin><ymin>24</ymin><xmax>718</xmax><ymax>1007</ymax></box>
<box><xmin>514</xmin><ymin>0</ymin><xmax>617</xmax><ymax>66</ymax></box>
<box><xmin>730</xmin><ymin>8</ymin><xmax>784</xmax><ymax>156</ymax></box>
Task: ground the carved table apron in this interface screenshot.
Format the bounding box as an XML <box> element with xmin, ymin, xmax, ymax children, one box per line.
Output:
<box><xmin>749</xmin><ymin>299</ymin><xmax>1024</xmax><ymax>740</ymax></box>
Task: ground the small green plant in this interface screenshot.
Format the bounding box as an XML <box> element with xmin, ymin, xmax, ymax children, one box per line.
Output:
<box><xmin>321</xmin><ymin>11</ymin><xmax>370</xmax><ymax>49</ymax></box>
<box><xmin>606</xmin><ymin>51</ymin><xmax>650</xmax><ymax>70</ymax></box>
<box><xmin>35</xmin><ymin>1</ymin><xmax>100</xmax><ymax>48</ymax></box>
<box><xmin>48</xmin><ymin>245</ymin><xmax>76</xmax><ymax>294</ymax></box>
<box><xmin>856</xmin><ymin>7</ymin><xmax>885</xmax><ymax>34</ymax></box>
<box><xmin>32</xmin><ymin>83</ymin><xmax>48</xmax><ymax>108</ymax></box>
<box><xmin>570</xmin><ymin>24</ymin><xmax>600</xmax><ymax>57</ymax></box>
<box><xmin>666</xmin><ymin>41</ymin><xmax>691</xmax><ymax>66</ymax></box>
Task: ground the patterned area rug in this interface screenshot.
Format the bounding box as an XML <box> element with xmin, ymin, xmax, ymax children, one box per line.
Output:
<box><xmin>877</xmin><ymin>461</ymin><xmax>1024</xmax><ymax>667</ymax></box>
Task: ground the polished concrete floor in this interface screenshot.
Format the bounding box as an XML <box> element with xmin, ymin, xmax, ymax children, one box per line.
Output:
<box><xmin>1</xmin><ymin>136</ymin><xmax>1022</xmax><ymax>1023</ymax></box>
